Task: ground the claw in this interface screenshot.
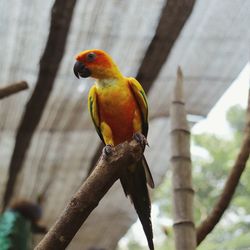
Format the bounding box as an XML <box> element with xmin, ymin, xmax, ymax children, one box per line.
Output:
<box><xmin>102</xmin><ymin>144</ymin><xmax>113</xmax><ymax>159</ymax></box>
<box><xmin>133</xmin><ymin>132</ymin><xmax>149</xmax><ymax>148</ymax></box>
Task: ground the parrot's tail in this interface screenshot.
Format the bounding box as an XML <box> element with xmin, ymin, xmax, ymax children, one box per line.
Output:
<box><xmin>120</xmin><ymin>155</ymin><xmax>154</xmax><ymax>250</ymax></box>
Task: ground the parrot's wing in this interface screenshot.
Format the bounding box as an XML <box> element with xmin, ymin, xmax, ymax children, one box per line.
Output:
<box><xmin>128</xmin><ymin>77</ymin><xmax>148</xmax><ymax>137</ymax></box>
<box><xmin>128</xmin><ymin>78</ymin><xmax>154</xmax><ymax>188</ymax></box>
<box><xmin>88</xmin><ymin>85</ymin><xmax>104</xmax><ymax>143</ymax></box>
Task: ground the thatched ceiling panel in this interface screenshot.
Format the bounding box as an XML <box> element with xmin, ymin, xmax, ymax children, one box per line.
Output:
<box><xmin>0</xmin><ymin>0</ymin><xmax>249</xmax><ymax>249</ymax></box>
<box><xmin>149</xmin><ymin>0</ymin><xmax>250</xmax><ymax>118</ymax></box>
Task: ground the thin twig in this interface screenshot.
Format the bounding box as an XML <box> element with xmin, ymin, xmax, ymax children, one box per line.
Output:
<box><xmin>35</xmin><ymin>139</ymin><xmax>143</xmax><ymax>250</ymax></box>
<box><xmin>196</xmin><ymin>89</ymin><xmax>250</xmax><ymax>245</ymax></box>
<box><xmin>0</xmin><ymin>81</ymin><xmax>28</xmax><ymax>99</ymax></box>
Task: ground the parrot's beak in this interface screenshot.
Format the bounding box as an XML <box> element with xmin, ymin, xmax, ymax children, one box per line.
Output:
<box><xmin>73</xmin><ymin>61</ymin><xmax>91</xmax><ymax>78</ymax></box>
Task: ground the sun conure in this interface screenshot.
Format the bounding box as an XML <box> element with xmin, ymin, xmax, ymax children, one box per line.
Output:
<box><xmin>74</xmin><ymin>49</ymin><xmax>155</xmax><ymax>250</ymax></box>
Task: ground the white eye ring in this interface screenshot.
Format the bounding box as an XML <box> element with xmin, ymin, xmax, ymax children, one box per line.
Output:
<box><xmin>86</xmin><ymin>52</ymin><xmax>96</xmax><ymax>62</ymax></box>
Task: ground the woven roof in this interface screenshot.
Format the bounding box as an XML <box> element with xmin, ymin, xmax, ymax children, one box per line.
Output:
<box><xmin>0</xmin><ymin>0</ymin><xmax>249</xmax><ymax>249</ymax></box>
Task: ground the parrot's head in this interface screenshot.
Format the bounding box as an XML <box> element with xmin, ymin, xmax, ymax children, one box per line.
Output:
<box><xmin>73</xmin><ymin>49</ymin><xmax>121</xmax><ymax>80</ymax></box>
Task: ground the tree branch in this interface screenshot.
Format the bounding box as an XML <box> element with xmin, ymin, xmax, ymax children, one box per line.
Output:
<box><xmin>0</xmin><ymin>81</ymin><xmax>28</xmax><ymax>99</ymax></box>
<box><xmin>35</xmin><ymin>139</ymin><xmax>143</xmax><ymax>250</ymax></box>
<box><xmin>196</xmin><ymin>88</ymin><xmax>250</xmax><ymax>245</ymax></box>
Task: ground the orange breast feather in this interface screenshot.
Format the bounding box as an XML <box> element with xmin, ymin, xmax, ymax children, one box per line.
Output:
<box><xmin>97</xmin><ymin>84</ymin><xmax>140</xmax><ymax>145</ymax></box>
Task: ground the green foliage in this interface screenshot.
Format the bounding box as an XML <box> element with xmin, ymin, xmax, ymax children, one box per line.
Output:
<box><xmin>191</xmin><ymin>104</ymin><xmax>249</xmax><ymax>249</ymax></box>
<box><xmin>193</xmin><ymin>104</ymin><xmax>250</xmax><ymax>219</ymax></box>
<box><xmin>192</xmin><ymin>104</ymin><xmax>250</xmax><ymax>249</ymax></box>
<box><xmin>226</xmin><ymin>104</ymin><xmax>246</xmax><ymax>132</ymax></box>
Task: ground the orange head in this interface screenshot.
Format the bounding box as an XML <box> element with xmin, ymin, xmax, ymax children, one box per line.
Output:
<box><xmin>73</xmin><ymin>49</ymin><xmax>122</xmax><ymax>80</ymax></box>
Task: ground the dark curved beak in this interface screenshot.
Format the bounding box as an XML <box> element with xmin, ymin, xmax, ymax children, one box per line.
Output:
<box><xmin>73</xmin><ymin>61</ymin><xmax>91</xmax><ymax>79</ymax></box>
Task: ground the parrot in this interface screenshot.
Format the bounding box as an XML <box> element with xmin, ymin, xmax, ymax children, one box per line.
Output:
<box><xmin>0</xmin><ymin>200</ymin><xmax>46</xmax><ymax>250</ymax></box>
<box><xmin>73</xmin><ymin>49</ymin><xmax>155</xmax><ymax>250</ymax></box>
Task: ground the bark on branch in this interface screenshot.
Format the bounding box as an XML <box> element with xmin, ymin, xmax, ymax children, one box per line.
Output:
<box><xmin>196</xmin><ymin>88</ymin><xmax>250</xmax><ymax>245</ymax></box>
<box><xmin>35</xmin><ymin>139</ymin><xmax>143</xmax><ymax>250</ymax></box>
<box><xmin>0</xmin><ymin>81</ymin><xmax>28</xmax><ymax>99</ymax></box>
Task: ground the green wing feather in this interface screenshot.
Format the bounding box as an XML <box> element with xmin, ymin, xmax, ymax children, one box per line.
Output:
<box><xmin>128</xmin><ymin>77</ymin><xmax>149</xmax><ymax>137</ymax></box>
<box><xmin>88</xmin><ymin>85</ymin><xmax>104</xmax><ymax>143</ymax></box>
<box><xmin>0</xmin><ymin>211</ymin><xmax>32</xmax><ymax>250</ymax></box>
<box><xmin>128</xmin><ymin>77</ymin><xmax>154</xmax><ymax>188</ymax></box>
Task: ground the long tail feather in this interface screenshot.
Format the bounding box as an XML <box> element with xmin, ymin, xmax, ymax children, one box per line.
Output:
<box><xmin>142</xmin><ymin>155</ymin><xmax>154</xmax><ymax>188</ymax></box>
<box><xmin>120</xmin><ymin>159</ymin><xmax>154</xmax><ymax>250</ymax></box>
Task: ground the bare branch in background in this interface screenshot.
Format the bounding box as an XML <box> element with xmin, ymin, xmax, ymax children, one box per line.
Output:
<box><xmin>3</xmin><ymin>0</ymin><xmax>77</xmax><ymax>208</ymax></box>
<box><xmin>196</xmin><ymin>88</ymin><xmax>250</xmax><ymax>245</ymax></box>
<box><xmin>35</xmin><ymin>139</ymin><xmax>143</xmax><ymax>250</ymax></box>
<box><xmin>170</xmin><ymin>67</ymin><xmax>196</xmax><ymax>250</ymax></box>
<box><xmin>0</xmin><ymin>81</ymin><xmax>28</xmax><ymax>99</ymax></box>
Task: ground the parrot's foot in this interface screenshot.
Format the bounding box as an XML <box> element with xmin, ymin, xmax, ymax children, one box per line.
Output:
<box><xmin>133</xmin><ymin>132</ymin><xmax>149</xmax><ymax>147</ymax></box>
<box><xmin>103</xmin><ymin>144</ymin><xmax>113</xmax><ymax>158</ymax></box>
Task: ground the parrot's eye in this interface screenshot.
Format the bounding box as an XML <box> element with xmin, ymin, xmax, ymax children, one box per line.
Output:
<box><xmin>86</xmin><ymin>52</ymin><xmax>96</xmax><ymax>62</ymax></box>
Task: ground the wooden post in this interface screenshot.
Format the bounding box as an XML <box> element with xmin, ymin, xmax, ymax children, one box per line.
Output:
<box><xmin>170</xmin><ymin>67</ymin><xmax>196</xmax><ymax>250</ymax></box>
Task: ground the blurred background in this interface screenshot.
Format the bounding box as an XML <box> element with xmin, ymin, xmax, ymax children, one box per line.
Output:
<box><xmin>0</xmin><ymin>0</ymin><xmax>249</xmax><ymax>249</ymax></box>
